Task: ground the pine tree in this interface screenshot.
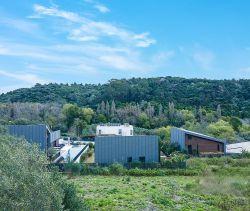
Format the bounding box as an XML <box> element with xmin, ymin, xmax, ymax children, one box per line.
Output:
<box><xmin>216</xmin><ymin>104</ymin><xmax>222</xmax><ymax>119</ymax></box>
<box><xmin>158</xmin><ymin>104</ymin><xmax>163</xmax><ymax>116</ymax></box>
<box><xmin>105</xmin><ymin>101</ymin><xmax>110</xmax><ymax>117</ymax></box>
<box><xmin>110</xmin><ymin>100</ymin><xmax>116</xmax><ymax>117</ymax></box>
<box><xmin>100</xmin><ymin>101</ymin><xmax>105</xmax><ymax>114</ymax></box>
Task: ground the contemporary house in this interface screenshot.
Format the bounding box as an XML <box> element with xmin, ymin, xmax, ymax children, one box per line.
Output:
<box><xmin>8</xmin><ymin>124</ymin><xmax>61</xmax><ymax>151</ymax></box>
<box><xmin>95</xmin><ymin>135</ymin><xmax>159</xmax><ymax>164</ymax></box>
<box><xmin>96</xmin><ymin>123</ymin><xmax>133</xmax><ymax>136</ymax></box>
<box><xmin>170</xmin><ymin>127</ymin><xmax>226</xmax><ymax>154</ymax></box>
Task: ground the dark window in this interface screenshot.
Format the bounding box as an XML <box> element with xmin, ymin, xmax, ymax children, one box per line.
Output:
<box><xmin>217</xmin><ymin>144</ymin><xmax>220</xmax><ymax>151</ymax></box>
<box><xmin>188</xmin><ymin>145</ymin><xmax>192</xmax><ymax>154</ymax></box>
<box><xmin>127</xmin><ymin>157</ymin><xmax>132</xmax><ymax>163</ymax></box>
<box><xmin>98</xmin><ymin>130</ymin><xmax>101</xmax><ymax>135</ymax></box>
<box><xmin>187</xmin><ymin>135</ymin><xmax>192</xmax><ymax>140</ymax></box>
<box><xmin>118</xmin><ymin>129</ymin><xmax>122</xmax><ymax>135</ymax></box>
<box><xmin>197</xmin><ymin>144</ymin><xmax>199</xmax><ymax>152</ymax></box>
<box><xmin>139</xmin><ymin>156</ymin><xmax>145</xmax><ymax>163</ymax></box>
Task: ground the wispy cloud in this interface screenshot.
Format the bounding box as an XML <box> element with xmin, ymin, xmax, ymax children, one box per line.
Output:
<box><xmin>84</xmin><ymin>0</ymin><xmax>110</xmax><ymax>13</ymax></box>
<box><xmin>94</xmin><ymin>4</ymin><xmax>110</xmax><ymax>13</ymax></box>
<box><xmin>192</xmin><ymin>50</ymin><xmax>214</xmax><ymax>70</ymax></box>
<box><xmin>32</xmin><ymin>4</ymin><xmax>155</xmax><ymax>48</ymax></box>
<box><xmin>0</xmin><ymin>70</ymin><xmax>48</xmax><ymax>84</ymax></box>
<box><xmin>0</xmin><ymin>17</ymin><xmax>38</xmax><ymax>33</ymax></box>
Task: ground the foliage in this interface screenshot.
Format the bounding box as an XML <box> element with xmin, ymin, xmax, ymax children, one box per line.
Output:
<box><xmin>62</xmin><ymin>183</ymin><xmax>88</xmax><ymax>211</ymax></box>
<box><xmin>207</xmin><ymin>120</ymin><xmax>236</xmax><ymax>142</ymax></box>
<box><xmin>160</xmin><ymin>142</ymin><xmax>181</xmax><ymax>156</ymax></box>
<box><xmin>155</xmin><ymin>126</ymin><xmax>171</xmax><ymax>141</ymax></box>
<box><xmin>0</xmin><ymin>135</ymin><xmax>64</xmax><ymax>210</ymax></box>
<box><xmin>1</xmin><ymin>77</ymin><xmax>250</xmax><ymax>119</ymax></box>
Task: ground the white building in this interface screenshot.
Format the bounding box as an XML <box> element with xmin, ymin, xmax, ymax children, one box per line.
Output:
<box><xmin>226</xmin><ymin>141</ymin><xmax>250</xmax><ymax>154</ymax></box>
<box><xmin>96</xmin><ymin>123</ymin><xmax>133</xmax><ymax>136</ymax></box>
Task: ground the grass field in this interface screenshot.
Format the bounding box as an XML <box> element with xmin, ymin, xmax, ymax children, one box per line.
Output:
<box><xmin>68</xmin><ymin>158</ymin><xmax>250</xmax><ymax>210</ymax></box>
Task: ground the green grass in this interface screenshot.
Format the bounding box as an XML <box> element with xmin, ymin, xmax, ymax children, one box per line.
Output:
<box><xmin>67</xmin><ymin>158</ymin><xmax>250</xmax><ymax>210</ymax></box>
<box><xmin>70</xmin><ymin>175</ymin><xmax>249</xmax><ymax>211</ymax></box>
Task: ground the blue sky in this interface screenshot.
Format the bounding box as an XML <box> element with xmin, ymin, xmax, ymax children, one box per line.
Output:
<box><xmin>1</xmin><ymin>0</ymin><xmax>250</xmax><ymax>93</ymax></box>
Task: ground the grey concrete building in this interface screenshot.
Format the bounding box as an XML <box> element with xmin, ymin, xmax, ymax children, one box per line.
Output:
<box><xmin>8</xmin><ymin>124</ymin><xmax>60</xmax><ymax>151</ymax></box>
<box><xmin>95</xmin><ymin>135</ymin><xmax>159</xmax><ymax>164</ymax></box>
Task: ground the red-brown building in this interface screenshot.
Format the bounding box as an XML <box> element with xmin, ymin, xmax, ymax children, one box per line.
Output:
<box><xmin>170</xmin><ymin>128</ymin><xmax>226</xmax><ymax>155</ymax></box>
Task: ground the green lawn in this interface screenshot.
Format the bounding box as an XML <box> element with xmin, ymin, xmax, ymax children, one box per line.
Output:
<box><xmin>70</xmin><ymin>174</ymin><xmax>250</xmax><ymax>211</ymax></box>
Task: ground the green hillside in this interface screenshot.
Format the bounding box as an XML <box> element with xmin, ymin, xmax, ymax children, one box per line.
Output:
<box><xmin>1</xmin><ymin>77</ymin><xmax>250</xmax><ymax>118</ymax></box>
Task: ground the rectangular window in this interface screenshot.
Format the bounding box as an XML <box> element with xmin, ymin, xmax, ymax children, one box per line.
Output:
<box><xmin>127</xmin><ymin>157</ymin><xmax>132</xmax><ymax>163</ymax></box>
<box><xmin>130</xmin><ymin>130</ymin><xmax>133</xmax><ymax>135</ymax></box>
<box><xmin>217</xmin><ymin>144</ymin><xmax>220</xmax><ymax>151</ymax></box>
<box><xmin>139</xmin><ymin>156</ymin><xmax>145</xmax><ymax>163</ymax></box>
<box><xmin>188</xmin><ymin>145</ymin><xmax>192</xmax><ymax>154</ymax></box>
<box><xmin>118</xmin><ymin>129</ymin><xmax>122</xmax><ymax>135</ymax></box>
<box><xmin>98</xmin><ymin>130</ymin><xmax>101</xmax><ymax>135</ymax></box>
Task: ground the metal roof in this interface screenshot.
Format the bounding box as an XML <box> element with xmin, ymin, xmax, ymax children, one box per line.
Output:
<box><xmin>175</xmin><ymin>127</ymin><xmax>226</xmax><ymax>144</ymax></box>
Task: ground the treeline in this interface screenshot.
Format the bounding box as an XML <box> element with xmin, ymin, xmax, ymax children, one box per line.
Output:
<box><xmin>0</xmin><ymin>102</ymin><xmax>250</xmax><ymax>143</ymax></box>
<box><xmin>0</xmin><ymin>76</ymin><xmax>250</xmax><ymax>118</ymax></box>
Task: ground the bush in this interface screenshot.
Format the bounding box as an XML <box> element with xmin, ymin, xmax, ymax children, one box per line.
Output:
<box><xmin>62</xmin><ymin>183</ymin><xmax>88</xmax><ymax>211</ymax></box>
<box><xmin>89</xmin><ymin>142</ymin><xmax>94</xmax><ymax>149</ymax></box>
<box><xmin>108</xmin><ymin>163</ymin><xmax>125</xmax><ymax>175</ymax></box>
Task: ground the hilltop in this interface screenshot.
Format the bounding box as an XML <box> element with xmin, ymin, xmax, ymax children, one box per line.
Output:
<box><xmin>0</xmin><ymin>76</ymin><xmax>250</xmax><ymax>118</ymax></box>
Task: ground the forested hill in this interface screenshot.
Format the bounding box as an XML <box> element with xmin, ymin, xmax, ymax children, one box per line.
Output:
<box><xmin>1</xmin><ymin>76</ymin><xmax>250</xmax><ymax>117</ymax></box>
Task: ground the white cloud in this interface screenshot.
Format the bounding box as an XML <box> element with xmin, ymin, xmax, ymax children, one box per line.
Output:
<box><xmin>0</xmin><ymin>70</ymin><xmax>48</xmax><ymax>84</ymax></box>
<box><xmin>94</xmin><ymin>4</ymin><xmax>110</xmax><ymax>13</ymax></box>
<box><xmin>0</xmin><ymin>17</ymin><xmax>38</xmax><ymax>33</ymax></box>
<box><xmin>33</xmin><ymin>4</ymin><xmax>83</xmax><ymax>22</ymax></box>
<box><xmin>32</xmin><ymin>4</ymin><xmax>156</xmax><ymax>48</ymax></box>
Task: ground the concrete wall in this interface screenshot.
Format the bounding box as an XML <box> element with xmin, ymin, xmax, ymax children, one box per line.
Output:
<box><xmin>96</xmin><ymin>124</ymin><xmax>133</xmax><ymax>136</ymax></box>
<box><xmin>95</xmin><ymin>135</ymin><xmax>159</xmax><ymax>164</ymax></box>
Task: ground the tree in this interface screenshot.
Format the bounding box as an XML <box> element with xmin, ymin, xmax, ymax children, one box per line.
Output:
<box><xmin>158</xmin><ymin>104</ymin><xmax>163</xmax><ymax>116</ymax></box>
<box><xmin>105</xmin><ymin>101</ymin><xmax>110</xmax><ymax>117</ymax></box>
<box><xmin>138</xmin><ymin>112</ymin><xmax>150</xmax><ymax>128</ymax></box>
<box><xmin>216</xmin><ymin>104</ymin><xmax>222</xmax><ymax>119</ymax></box>
<box><xmin>110</xmin><ymin>100</ymin><xmax>116</xmax><ymax>117</ymax></box>
<box><xmin>0</xmin><ymin>135</ymin><xmax>64</xmax><ymax>210</ymax></box>
<box><xmin>62</xmin><ymin>104</ymin><xmax>80</xmax><ymax>129</ymax></box>
<box><xmin>168</xmin><ymin>102</ymin><xmax>175</xmax><ymax>119</ymax></box>
<box><xmin>47</xmin><ymin>147</ymin><xmax>57</xmax><ymax>162</ymax></box>
<box><xmin>81</xmin><ymin>108</ymin><xmax>94</xmax><ymax>124</ymax></box>
<box><xmin>207</xmin><ymin>120</ymin><xmax>236</xmax><ymax>143</ymax></box>
<box><xmin>156</xmin><ymin>126</ymin><xmax>171</xmax><ymax>142</ymax></box>
<box><xmin>229</xmin><ymin>116</ymin><xmax>242</xmax><ymax>132</ymax></box>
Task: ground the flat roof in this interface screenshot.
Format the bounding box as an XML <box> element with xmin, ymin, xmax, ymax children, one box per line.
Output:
<box><xmin>226</xmin><ymin>141</ymin><xmax>250</xmax><ymax>154</ymax></box>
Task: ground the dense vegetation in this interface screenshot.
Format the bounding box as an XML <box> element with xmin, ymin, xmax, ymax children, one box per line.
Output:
<box><xmin>1</xmin><ymin>77</ymin><xmax>250</xmax><ymax>118</ymax></box>
<box><xmin>0</xmin><ymin>128</ymin><xmax>87</xmax><ymax>211</ymax></box>
<box><xmin>69</xmin><ymin>157</ymin><xmax>250</xmax><ymax>210</ymax></box>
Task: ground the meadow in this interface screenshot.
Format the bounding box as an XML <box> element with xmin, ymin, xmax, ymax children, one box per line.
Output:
<box><xmin>68</xmin><ymin>157</ymin><xmax>250</xmax><ymax>211</ymax></box>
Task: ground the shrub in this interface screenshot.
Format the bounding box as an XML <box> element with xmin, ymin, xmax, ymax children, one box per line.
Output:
<box><xmin>108</xmin><ymin>163</ymin><xmax>125</xmax><ymax>175</ymax></box>
<box><xmin>62</xmin><ymin>183</ymin><xmax>88</xmax><ymax>211</ymax></box>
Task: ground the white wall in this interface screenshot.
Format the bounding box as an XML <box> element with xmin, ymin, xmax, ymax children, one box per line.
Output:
<box><xmin>96</xmin><ymin>124</ymin><xmax>133</xmax><ymax>136</ymax></box>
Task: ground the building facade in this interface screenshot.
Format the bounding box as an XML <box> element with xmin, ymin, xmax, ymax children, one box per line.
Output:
<box><xmin>95</xmin><ymin>135</ymin><xmax>159</xmax><ymax>164</ymax></box>
<box><xmin>8</xmin><ymin>124</ymin><xmax>61</xmax><ymax>151</ymax></box>
<box><xmin>96</xmin><ymin>123</ymin><xmax>133</xmax><ymax>136</ymax></box>
<box><xmin>170</xmin><ymin>127</ymin><xmax>226</xmax><ymax>154</ymax></box>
